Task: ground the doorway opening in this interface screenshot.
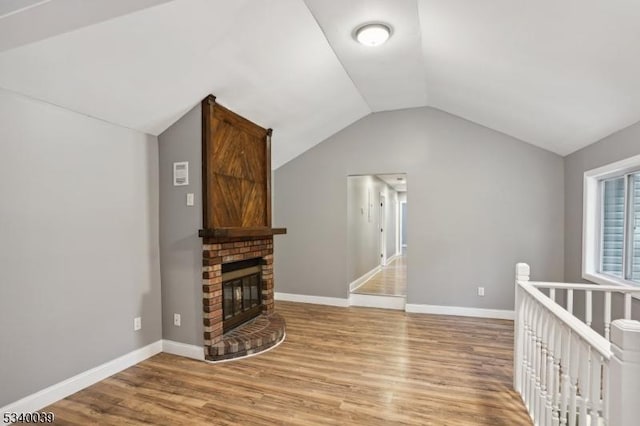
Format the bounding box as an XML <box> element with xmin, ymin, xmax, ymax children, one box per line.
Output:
<box><xmin>347</xmin><ymin>173</ymin><xmax>407</xmax><ymax>310</ymax></box>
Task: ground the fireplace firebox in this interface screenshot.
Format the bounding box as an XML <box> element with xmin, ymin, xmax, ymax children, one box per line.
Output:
<box><xmin>222</xmin><ymin>258</ymin><xmax>262</xmax><ymax>333</ymax></box>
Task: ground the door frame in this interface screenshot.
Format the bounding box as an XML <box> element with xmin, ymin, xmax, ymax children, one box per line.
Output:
<box><xmin>379</xmin><ymin>192</ymin><xmax>386</xmax><ymax>266</ymax></box>
<box><xmin>400</xmin><ymin>200</ymin><xmax>407</xmax><ymax>248</ymax></box>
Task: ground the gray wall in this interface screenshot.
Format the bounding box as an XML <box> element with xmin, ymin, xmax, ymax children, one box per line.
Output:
<box><xmin>274</xmin><ymin>107</ymin><xmax>564</xmax><ymax>309</ymax></box>
<box><xmin>565</xmin><ymin>121</ymin><xmax>640</xmax><ymax>323</ymax></box>
<box><xmin>0</xmin><ymin>90</ymin><xmax>161</xmax><ymax>407</ymax></box>
<box><xmin>157</xmin><ymin>104</ymin><xmax>203</xmax><ymax>346</ymax></box>
<box><xmin>347</xmin><ymin>175</ymin><xmax>397</xmax><ymax>284</ymax></box>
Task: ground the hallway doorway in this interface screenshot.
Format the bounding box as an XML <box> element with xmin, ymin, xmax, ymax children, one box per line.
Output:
<box><xmin>347</xmin><ymin>173</ymin><xmax>407</xmax><ymax>310</ymax></box>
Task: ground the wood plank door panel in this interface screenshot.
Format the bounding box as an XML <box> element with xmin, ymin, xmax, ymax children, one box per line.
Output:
<box><xmin>202</xmin><ymin>95</ymin><xmax>271</xmax><ymax>231</ymax></box>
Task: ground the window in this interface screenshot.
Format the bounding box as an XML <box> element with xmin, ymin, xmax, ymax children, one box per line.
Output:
<box><xmin>583</xmin><ymin>154</ymin><xmax>640</xmax><ymax>288</ymax></box>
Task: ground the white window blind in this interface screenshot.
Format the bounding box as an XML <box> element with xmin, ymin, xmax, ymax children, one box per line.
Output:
<box><xmin>631</xmin><ymin>173</ymin><xmax>640</xmax><ymax>282</ymax></box>
<box><xmin>602</xmin><ymin>177</ymin><xmax>625</xmax><ymax>277</ymax></box>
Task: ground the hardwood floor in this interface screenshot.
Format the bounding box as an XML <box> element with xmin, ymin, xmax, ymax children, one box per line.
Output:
<box><xmin>44</xmin><ymin>302</ymin><xmax>531</xmax><ymax>425</ymax></box>
<box><xmin>353</xmin><ymin>254</ymin><xmax>407</xmax><ymax>296</ymax></box>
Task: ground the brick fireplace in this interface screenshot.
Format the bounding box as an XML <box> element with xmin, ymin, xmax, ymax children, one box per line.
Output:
<box><xmin>202</xmin><ymin>238</ymin><xmax>284</xmax><ymax>360</ymax></box>
<box><xmin>198</xmin><ymin>95</ymin><xmax>286</xmax><ymax>361</ymax></box>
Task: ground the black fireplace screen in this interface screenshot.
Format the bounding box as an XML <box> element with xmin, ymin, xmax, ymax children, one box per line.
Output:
<box><xmin>222</xmin><ymin>258</ymin><xmax>262</xmax><ymax>332</ymax></box>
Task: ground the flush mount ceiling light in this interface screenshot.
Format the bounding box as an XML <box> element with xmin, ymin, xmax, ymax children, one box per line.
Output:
<box><xmin>354</xmin><ymin>23</ymin><xmax>392</xmax><ymax>47</ymax></box>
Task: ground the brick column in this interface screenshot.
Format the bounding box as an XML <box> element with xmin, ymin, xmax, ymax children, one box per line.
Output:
<box><xmin>203</xmin><ymin>244</ymin><xmax>224</xmax><ymax>345</ymax></box>
<box><xmin>261</xmin><ymin>253</ymin><xmax>274</xmax><ymax>314</ymax></box>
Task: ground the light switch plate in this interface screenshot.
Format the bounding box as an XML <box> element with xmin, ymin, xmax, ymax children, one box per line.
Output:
<box><xmin>186</xmin><ymin>193</ymin><xmax>195</xmax><ymax>206</ymax></box>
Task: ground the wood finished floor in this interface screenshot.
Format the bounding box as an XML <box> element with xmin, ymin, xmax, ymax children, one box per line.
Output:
<box><xmin>352</xmin><ymin>255</ymin><xmax>407</xmax><ymax>296</ymax></box>
<box><xmin>44</xmin><ymin>301</ymin><xmax>531</xmax><ymax>425</ymax></box>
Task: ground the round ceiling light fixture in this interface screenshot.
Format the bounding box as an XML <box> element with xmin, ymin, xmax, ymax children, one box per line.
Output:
<box><xmin>355</xmin><ymin>23</ymin><xmax>392</xmax><ymax>47</ymax></box>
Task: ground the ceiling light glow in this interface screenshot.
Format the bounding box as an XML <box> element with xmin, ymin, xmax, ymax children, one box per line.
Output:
<box><xmin>355</xmin><ymin>23</ymin><xmax>391</xmax><ymax>47</ymax></box>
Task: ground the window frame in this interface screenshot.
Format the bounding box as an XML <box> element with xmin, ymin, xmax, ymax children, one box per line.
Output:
<box><xmin>583</xmin><ymin>153</ymin><xmax>640</xmax><ymax>293</ymax></box>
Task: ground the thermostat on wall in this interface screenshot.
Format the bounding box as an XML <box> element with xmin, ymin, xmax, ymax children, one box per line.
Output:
<box><xmin>173</xmin><ymin>161</ymin><xmax>189</xmax><ymax>186</ymax></box>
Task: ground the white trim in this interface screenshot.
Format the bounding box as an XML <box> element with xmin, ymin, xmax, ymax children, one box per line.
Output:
<box><xmin>0</xmin><ymin>340</ymin><xmax>162</xmax><ymax>420</ymax></box>
<box><xmin>349</xmin><ymin>293</ymin><xmax>406</xmax><ymax>310</ymax></box>
<box><xmin>162</xmin><ymin>340</ymin><xmax>205</xmax><ymax>361</ymax></box>
<box><xmin>386</xmin><ymin>253</ymin><xmax>400</xmax><ymax>265</ymax></box>
<box><xmin>379</xmin><ymin>191</ymin><xmax>387</xmax><ymax>267</ymax></box>
<box><xmin>204</xmin><ymin>332</ymin><xmax>286</xmax><ymax>364</ymax></box>
<box><xmin>405</xmin><ymin>304</ymin><xmax>515</xmax><ymax>320</ymax></box>
<box><xmin>400</xmin><ymin>199</ymin><xmax>407</xmax><ymax>248</ymax></box>
<box><xmin>348</xmin><ymin>265</ymin><xmax>381</xmax><ymax>292</ymax></box>
<box><xmin>583</xmin><ymin>154</ymin><xmax>640</xmax><ymax>181</ymax></box>
<box><xmin>275</xmin><ymin>292</ymin><xmax>349</xmax><ymax>307</ymax></box>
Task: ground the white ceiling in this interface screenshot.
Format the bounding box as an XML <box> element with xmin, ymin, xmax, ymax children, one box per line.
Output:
<box><xmin>1</xmin><ymin>0</ymin><xmax>639</xmax><ymax>168</ymax></box>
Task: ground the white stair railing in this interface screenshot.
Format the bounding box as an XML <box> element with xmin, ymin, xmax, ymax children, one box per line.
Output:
<box><xmin>528</xmin><ymin>281</ymin><xmax>640</xmax><ymax>341</ymax></box>
<box><xmin>514</xmin><ymin>263</ymin><xmax>640</xmax><ymax>426</ymax></box>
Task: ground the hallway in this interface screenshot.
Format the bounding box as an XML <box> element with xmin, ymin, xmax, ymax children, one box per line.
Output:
<box><xmin>352</xmin><ymin>253</ymin><xmax>406</xmax><ymax>296</ymax></box>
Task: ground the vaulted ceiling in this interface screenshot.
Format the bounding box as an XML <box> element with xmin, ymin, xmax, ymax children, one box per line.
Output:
<box><xmin>1</xmin><ymin>0</ymin><xmax>639</xmax><ymax>168</ymax></box>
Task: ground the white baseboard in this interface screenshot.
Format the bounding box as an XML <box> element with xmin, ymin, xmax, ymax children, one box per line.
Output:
<box><xmin>386</xmin><ymin>253</ymin><xmax>400</xmax><ymax>265</ymax></box>
<box><xmin>405</xmin><ymin>304</ymin><xmax>515</xmax><ymax>320</ymax></box>
<box><xmin>275</xmin><ymin>292</ymin><xmax>349</xmax><ymax>307</ymax></box>
<box><xmin>0</xmin><ymin>340</ymin><xmax>162</xmax><ymax>422</ymax></box>
<box><xmin>162</xmin><ymin>340</ymin><xmax>205</xmax><ymax>361</ymax></box>
<box><xmin>349</xmin><ymin>293</ymin><xmax>406</xmax><ymax>310</ymax></box>
<box><xmin>349</xmin><ymin>265</ymin><xmax>381</xmax><ymax>292</ymax></box>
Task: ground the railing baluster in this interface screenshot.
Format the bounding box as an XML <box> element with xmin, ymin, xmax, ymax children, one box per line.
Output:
<box><xmin>551</xmin><ymin>321</ymin><xmax>562</xmax><ymax>426</ymax></box>
<box><xmin>539</xmin><ymin>312</ymin><xmax>549</xmax><ymax>425</ymax></box>
<box><xmin>585</xmin><ymin>290</ymin><xmax>592</xmax><ymax>328</ymax></box>
<box><xmin>545</xmin><ymin>318</ymin><xmax>556</xmax><ymax>426</ymax></box>
<box><xmin>590</xmin><ymin>354</ymin><xmax>603</xmax><ymax>425</ymax></box>
<box><xmin>604</xmin><ymin>291</ymin><xmax>612</xmax><ymax>341</ymax></box>
<box><xmin>550</xmin><ymin>288</ymin><xmax>556</xmax><ymax>302</ymax></box>
<box><xmin>568</xmin><ymin>334</ymin><xmax>579</xmax><ymax>426</ymax></box>
<box><xmin>578</xmin><ymin>342</ymin><xmax>589</xmax><ymax>426</ymax></box>
<box><xmin>602</xmin><ymin>359</ymin><xmax>609</xmax><ymax>424</ymax></box>
<box><xmin>624</xmin><ymin>293</ymin><xmax>632</xmax><ymax>319</ymax></box>
<box><xmin>534</xmin><ymin>305</ymin><xmax>542</xmax><ymax>422</ymax></box>
<box><xmin>559</xmin><ymin>327</ymin><xmax>570</xmax><ymax>426</ymax></box>
<box><xmin>525</xmin><ymin>296</ymin><xmax>534</xmax><ymax>410</ymax></box>
<box><xmin>567</xmin><ymin>289</ymin><xmax>573</xmax><ymax>314</ymax></box>
<box><xmin>529</xmin><ymin>298</ymin><xmax>537</xmax><ymax>412</ymax></box>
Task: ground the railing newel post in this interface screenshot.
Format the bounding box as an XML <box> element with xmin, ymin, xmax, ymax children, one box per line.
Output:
<box><xmin>608</xmin><ymin>319</ymin><xmax>640</xmax><ymax>426</ymax></box>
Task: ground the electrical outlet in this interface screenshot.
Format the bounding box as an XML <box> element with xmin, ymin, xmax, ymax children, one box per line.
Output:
<box><xmin>134</xmin><ymin>317</ymin><xmax>142</xmax><ymax>331</ymax></box>
<box><xmin>173</xmin><ymin>313</ymin><xmax>181</xmax><ymax>327</ymax></box>
<box><xmin>477</xmin><ymin>287</ymin><xmax>485</xmax><ymax>297</ymax></box>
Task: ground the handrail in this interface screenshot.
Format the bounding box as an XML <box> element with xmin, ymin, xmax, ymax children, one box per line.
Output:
<box><xmin>517</xmin><ymin>279</ymin><xmax>612</xmax><ymax>358</ymax></box>
<box><xmin>530</xmin><ymin>281</ymin><xmax>640</xmax><ymax>293</ymax></box>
